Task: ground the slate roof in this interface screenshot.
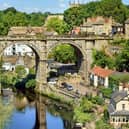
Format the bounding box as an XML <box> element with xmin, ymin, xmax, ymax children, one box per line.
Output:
<box><xmin>125</xmin><ymin>18</ymin><xmax>129</xmax><ymax>24</ymax></box>
<box><xmin>111</xmin><ymin>90</ymin><xmax>128</xmax><ymax>103</ymax></box>
<box><xmin>108</xmin><ymin>103</ymin><xmax>115</xmax><ymax>114</ymax></box>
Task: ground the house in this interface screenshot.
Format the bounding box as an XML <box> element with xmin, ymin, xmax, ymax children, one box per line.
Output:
<box><xmin>112</xmin><ymin>22</ymin><xmax>124</xmax><ymax>35</ymax></box>
<box><xmin>80</xmin><ymin>16</ymin><xmax>113</xmax><ymax>36</ymax></box>
<box><xmin>89</xmin><ymin>66</ymin><xmax>114</xmax><ymax>87</ymax></box>
<box><xmin>108</xmin><ymin>83</ymin><xmax>129</xmax><ymax>126</ymax></box>
<box><xmin>4</xmin><ymin>44</ymin><xmax>34</xmax><ymax>57</ymax></box>
<box><xmin>125</xmin><ymin>18</ymin><xmax>129</xmax><ymax>38</ymax></box>
<box><xmin>2</xmin><ymin>62</ymin><xmax>15</xmax><ymax>71</ymax></box>
<box><xmin>71</xmin><ymin>27</ymin><xmax>81</xmax><ymax>35</ymax></box>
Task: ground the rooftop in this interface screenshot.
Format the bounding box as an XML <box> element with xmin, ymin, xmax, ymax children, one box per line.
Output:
<box><xmin>125</xmin><ymin>18</ymin><xmax>129</xmax><ymax>24</ymax></box>
<box><xmin>111</xmin><ymin>90</ymin><xmax>128</xmax><ymax>103</ymax></box>
<box><xmin>90</xmin><ymin>66</ymin><xmax>114</xmax><ymax>78</ymax></box>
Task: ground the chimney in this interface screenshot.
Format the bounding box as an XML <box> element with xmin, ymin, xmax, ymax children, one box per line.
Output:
<box><xmin>119</xmin><ymin>82</ymin><xmax>123</xmax><ymax>91</ymax></box>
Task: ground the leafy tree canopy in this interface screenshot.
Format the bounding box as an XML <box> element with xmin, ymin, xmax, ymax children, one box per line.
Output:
<box><xmin>0</xmin><ymin>7</ymin><xmax>49</xmax><ymax>35</ymax></box>
<box><xmin>48</xmin><ymin>44</ymin><xmax>77</xmax><ymax>63</ymax></box>
<box><xmin>64</xmin><ymin>0</ymin><xmax>129</xmax><ymax>31</ymax></box>
<box><xmin>46</xmin><ymin>17</ymin><xmax>68</xmax><ymax>34</ymax></box>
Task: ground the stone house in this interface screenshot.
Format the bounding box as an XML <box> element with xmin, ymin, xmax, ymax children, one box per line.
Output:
<box><xmin>112</xmin><ymin>22</ymin><xmax>123</xmax><ymax>35</ymax></box>
<box><xmin>125</xmin><ymin>18</ymin><xmax>129</xmax><ymax>39</ymax></box>
<box><xmin>80</xmin><ymin>16</ymin><xmax>113</xmax><ymax>35</ymax></box>
<box><xmin>89</xmin><ymin>66</ymin><xmax>114</xmax><ymax>88</ymax></box>
<box><xmin>80</xmin><ymin>16</ymin><xmax>124</xmax><ymax>36</ymax></box>
<box><xmin>108</xmin><ymin>83</ymin><xmax>129</xmax><ymax>126</ymax></box>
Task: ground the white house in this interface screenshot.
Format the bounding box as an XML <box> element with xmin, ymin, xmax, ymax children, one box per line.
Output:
<box><xmin>4</xmin><ymin>44</ymin><xmax>34</xmax><ymax>57</ymax></box>
<box><xmin>2</xmin><ymin>62</ymin><xmax>15</xmax><ymax>71</ymax></box>
<box><xmin>108</xmin><ymin>83</ymin><xmax>129</xmax><ymax>127</ymax></box>
<box><xmin>89</xmin><ymin>66</ymin><xmax>114</xmax><ymax>88</ymax></box>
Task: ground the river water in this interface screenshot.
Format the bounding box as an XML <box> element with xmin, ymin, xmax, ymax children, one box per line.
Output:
<box><xmin>0</xmin><ymin>92</ymin><xmax>73</xmax><ymax>129</ymax></box>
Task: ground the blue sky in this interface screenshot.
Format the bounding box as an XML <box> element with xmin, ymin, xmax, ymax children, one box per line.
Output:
<box><xmin>0</xmin><ymin>0</ymin><xmax>129</xmax><ymax>13</ymax></box>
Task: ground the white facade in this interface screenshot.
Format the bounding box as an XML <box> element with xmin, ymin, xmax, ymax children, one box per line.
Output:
<box><xmin>3</xmin><ymin>44</ymin><xmax>33</xmax><ymax>56</ymax></box>
<box><xmin>2</xmin><ymin>63</ymin><xmax>15</xmax><ymax>71</ymax></box>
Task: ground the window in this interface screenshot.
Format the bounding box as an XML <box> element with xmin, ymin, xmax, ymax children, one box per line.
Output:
<box><xmin>122</xmin><ymin>104</ymin><xmax>125</xmax><ymax>110</ymax></box>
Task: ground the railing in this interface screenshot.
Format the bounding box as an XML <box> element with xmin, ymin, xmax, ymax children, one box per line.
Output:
<box><xmin>0</xmin><ymin>33</ymin><xmax>112</xmax><ymax>40</ymax></box>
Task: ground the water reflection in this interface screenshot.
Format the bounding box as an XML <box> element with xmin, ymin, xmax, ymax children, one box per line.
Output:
<box><xmin>1</xmin><ymin>92</ymin><xmax>73</xmax><ymax>129</ymax></box>
<box><xmin>4</xmin><ymin>93</ymin><xmax>36</xmax><ymax>129</ymax></box>
<box><xmin>46</xmin><ymin>111</ymin><xmax>65</xmax><ymax>129</ymax></box>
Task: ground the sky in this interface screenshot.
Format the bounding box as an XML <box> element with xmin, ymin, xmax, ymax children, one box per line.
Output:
<box><xmin>0</xmin><ymin>0</ymin><xmax>129</xmax><ymax>14</ymax></box>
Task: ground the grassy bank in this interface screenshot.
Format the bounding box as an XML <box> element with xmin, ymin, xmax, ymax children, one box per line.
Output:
<box><xmin>36</xmin><ymin>88</ymin><xmax>75</xmax><ymax>106</ymax></box>
<box><xmin>0</xmin><ymin>98</ymin><xmax>13</xmax><ymax>129</ymax></box>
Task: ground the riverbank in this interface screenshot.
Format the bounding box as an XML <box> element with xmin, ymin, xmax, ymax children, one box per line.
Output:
<box><xmin>36</xmin><ymin>86</ymin><xmax>75</xmax><ymax>106</ymax></box>
<box><xmin>0</xmin><ymin>97</ymin><xmax>14</xmax><ymax>129</ymax></box>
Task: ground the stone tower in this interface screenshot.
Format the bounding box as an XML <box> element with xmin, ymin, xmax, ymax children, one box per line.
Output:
<box><xmin>69</xmin><ymin>0</ymin><xmax>81</xmax><ymax>8</ymax></box>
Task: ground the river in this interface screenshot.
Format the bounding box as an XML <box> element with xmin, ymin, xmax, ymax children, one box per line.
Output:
<box><xmin>0</xmin><ymin>92</ymin><xmax>73</xmax><ymax>129</ymax></box>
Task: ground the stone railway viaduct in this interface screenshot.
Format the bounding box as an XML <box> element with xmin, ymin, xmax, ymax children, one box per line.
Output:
<box><xmin>0</xmin><ymin>35</ymin><xmax>112</xmax><ymax>129</ymax></box>
<box><xmin>0</xmin><ymin>36</ymin><xmax>112</xmax><ymax>90</ymax></box>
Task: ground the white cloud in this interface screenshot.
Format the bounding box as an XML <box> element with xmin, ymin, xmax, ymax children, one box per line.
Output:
<box><xmin>59</xmin><ymin>3</ymin><xmax>66</xmax><ymax>8</ymax></box>
<box><xmin>0</xmin><ymin>2</ymin><xmax>11</xmax><ymax>10</ymax></box>
<box><xmin>58</xmin><ymin>0</ymin><xmax>67</xmax><ymax>9</ymax></box>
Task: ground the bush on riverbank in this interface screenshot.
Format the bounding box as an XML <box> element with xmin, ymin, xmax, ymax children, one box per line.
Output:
<box><xmin>0</xmin><ymin>98</ymin><xmax>13</xmax><ymax>129</ymax></box>
<box><xmin>73</xmin><ymin>97</ymin><xmax>95</xmax><ymax>123</ymax></box>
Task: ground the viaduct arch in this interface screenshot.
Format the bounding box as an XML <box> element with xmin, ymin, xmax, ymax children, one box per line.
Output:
<box><xmin>0</xmin><ymin>36</ymin><xmax>111</xmax><ymax>90</ymax></box>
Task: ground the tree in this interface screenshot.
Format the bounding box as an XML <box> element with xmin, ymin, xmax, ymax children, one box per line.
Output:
<box><xmin>29</xmin><ymin>12</ymin><xmax>47</xmax><ymax>26</ymax></box>
<box><xmin>25</xmin><ymin>79</ymin><xmax>36</xmax><ymax>89</ymax></box>
<box><xmin>1</xmin><ymin>72</ymin><xmax>18</xmax><ymax>88</ymax></box>
<box><xmin>96</xmin><ymin>119</ymin><xmax>114</xmax><ymax>129</ymax></box>
<box><xmin>92</xmin><ymin>49</ymin><xmax>115</xmax><ymax>69</ymax></box>
<box><xmin>115</xmin><ymin>42</ymin><xmax>129</xmax><ymax>72</ymax></box>
<box><xmin>48</xmin><ymin>44</ymin><xmax>77</xmax><ymax>63</ymax></box>
<box><xmin>80</xmin><ymin>97</ymin><xmax>94</xmax><ymax>112</ymax></box>
<box><xmin>46</xmin><ymin>17</ymin><xmax>68</xmax><ymax>34</ymax></box>
<box><xmin>15</xmin><ymin>65</ymin><xmax>26</xmax><ymax>79</ymax></box>
<box><xmin>64</xmin><ymin>6</ymin><xmax>84</xmax><ymax>30</ymax></box>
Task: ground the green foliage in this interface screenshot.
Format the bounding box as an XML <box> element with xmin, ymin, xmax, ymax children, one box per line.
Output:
<box><xmin>46</xmin><ymin>17</ymin><xmax>68</xmax><ymax>34</ymax></box>
<box><xmin>115</xmin><ymin>41</ymin><xmax>129</xmax><ymax>72</ymax></box>
<box><xmin>100</xmin><ymin>88</ymin><xmax>113</xmax><ymax>98</ymax></box>
<box><xmin>64</xmin><ymin>6</ymin><xmax>84</xmax><ymax>30</ymax></box>
<box><xmin>15</xmin><ymin>65</ymin><xmax>26</xmax><ymax>79</ymax></box>
<box><xmin>92</xmin><ymin>49</ymin><xmax>115</xmax><ymax>69</ymax></box>
<box><xmin>74</xmin><ymin>97</ymin><xmax>94</xmax><ymax>123</ymax></box>
<box><xmin>110</xmin><ymin>74</ymin><xmax>129</xmax><ymax>84</ymax></box>
<box><xmin>1</xmin><ymin>72</ymin><xmax>18</xmax><ymax>88</ymax></box>
<box><xmin>111</xmin><ymin>39</ymin><xmax>129</xmax><ymax>46</ymax></box>
<box><xmin>95</xmin><ymin>119</ymin><xmax>114</xmax><ymax>129</ymax></box>
<box><xmin>74</xmin><ymin>106</ymin><xmax>93</xmax><ymax>123</ymax></box>
<box><xmin>91</xmin><ymin>96</ymin><xmax>104</xmax><ymax>105</ymax></box>
<box><xmin>64</xmin><ymin>0</ymin><xmax>129</xmax><ymax>31</ymax></box>
<box><xmin>25</xmin><ymin>79</ymin><xmax>36</xmax><ymax>89</ymax></box>
<box><xmin>0</xmin><ymin>7</ymin><xmax>48</xmax><ymax>35</ymax></box>
<box><xmin>48</xmin><ymin>44</ymin><xmax>77</xmax><ymax>63</ymax></box>
<box><xmin>29</xmin><ymin>67</ymin><xmax>36</xmax><ymax>75</ymax></box>
<box><xmin>103</xmin><ymin>109</ymin><xmax>109</xmax><ymax>122</ymax></box>
<box><xmin>109</xmin><ymin>76</ymin><xmax>119</xmax><ymax>90</ymax></box>
<box><xmin>80</xmin><ymin>97</ymin><xmax>94</xmax><ymax>112</ymax></box>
